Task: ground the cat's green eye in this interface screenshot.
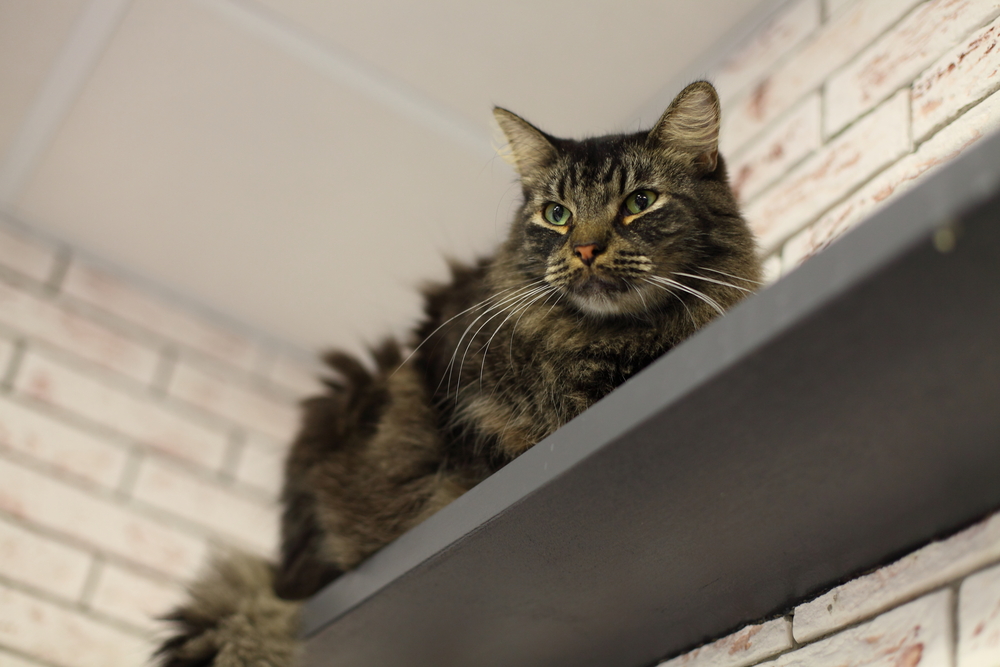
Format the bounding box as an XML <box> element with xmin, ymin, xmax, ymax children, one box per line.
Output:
<box><xmin>543</xmin><ymin>203</ymin><xmax>572</xmax><ymax>226</ymax></box>
<box><xmin>625</xmin><ymin>190</ymin><xmax>658</xmax><ymax>215</ymax></box>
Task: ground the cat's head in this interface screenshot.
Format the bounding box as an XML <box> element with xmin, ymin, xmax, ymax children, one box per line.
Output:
<box><xmin>494</xmin><ymin>81</ymin><xmax>755</xmax><ymax>318</ymax></box>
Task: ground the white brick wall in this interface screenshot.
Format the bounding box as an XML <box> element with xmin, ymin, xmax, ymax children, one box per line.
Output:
<box><xmin>660</xmin><ymin>618</ymin><xmax>793</xmax><ymax>667</ymax></box>
<box><xmin>794</xmin><ymin>513</ymin><xmax>1000</xmax><ymax>643</ymax></box>
<box><xmin>959</xmin><ymin>563</ymin><xmax>1000</xmax><ymax>667</ymax></box>
<box><xmin>3</xmin><ymin>1</ymin><xmax>1000</xmax><ymax>665</ymax></box>
<box><xmin>0</xmin><ymin>213</ymin><xmax>321</xmax><ymax>667</ymax></box>
<box><xmin>718</xmin><ymin>0</ymin><xmax>1000</xmax><ymax>274</ymax></box>
<box><xmin>824</xmin><ymin>0</ymin><xmax>1000</xmax><ymax>136</ymax></box>
<box><xmin>655</xmin><ymin>2</ymin><xmax>1000</xmax><ymax>665</ymax></box>
<box><xmin>660</xmin><ymin>511</ymin><xmax>1000</xmax><ymax>667</ymax></box>
<box><xmin>0</xmin><ymin>583</ymin><xmax>153</xmax><ymax>667</ymax></box>
<box><xmin>744</xmin><ymin>88</ymin><xmax>912</xmax><ymax>251</ymax></box>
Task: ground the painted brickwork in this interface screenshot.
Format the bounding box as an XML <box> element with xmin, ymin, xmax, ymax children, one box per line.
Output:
<box><xmin>715</xmin><ymin>0</ymin><xmax>1000</xmax><ymax>271</ymax></box>
<box><xmin>4</xmin><ymin>1</ymin><xmax>1000</xmax><ymax>666</ymax></box>
<box><xmin>0</xmin><ymin>213</ymin><xmax>323</xmax><ymax>667</ymax></box>
<box><xmin>659</xmin><ymin>511</ymin><xmax>1000</xmax><ymax>667</ymax></box>
<box><xmin>654</xmin><ymin>0</ymin><xmax>1000</xmax><ymax>665</ymax></box>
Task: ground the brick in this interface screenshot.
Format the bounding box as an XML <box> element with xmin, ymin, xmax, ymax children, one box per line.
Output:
<box><xmin>0</xmin><ymin>222</ymin><xmax>56</xmax><ymax>283</ymax></box>
<box><xmin>713</xmin><ymin>0</ymin><xmax>821</xmax><ymax>102</ymax></box>
<box><xmin>0</xmin><ymin>337</ymin><xmax>13</xmax><ymax>377</ymax></box>
<box><xmin>722</xmin><ymin>0</ymin><xmax>922</xmax><ymax>153</ymax></box>
<box><xmin>15</xmin><ymin>351</ymin><xmax>229</xmax><ymax>470</ymax></box>
<box><xmin>825</xmin><ymin>0</ymin><xmax>859</xmax><ymax>17</ymax></box>
<box><xmin>0</xmin><ymin>398</ymin><xmax>129</xmax><ymax>488</ymax></box>
<box><xmin>132</xmin><ymin>456</ymin><xmax>279</xmax><ymax>554</ymax></box>
<box><xmin>744</xmin><ymin>89</ymin><xmax>910</xmax><ymax>252</ymax></box>
<box><xmin>0</xmin><ymin>516</ymin><xmax>91</xmax><ymax>600</ymax></box>
<box><xmin>783</xmin><ymin>84</ymin><xmax>1000</xmax><ymax>268</ymax></box>
<box><xmin>659</xmin><ymin>617</ymin><xmax>791</xmax><ymax>667</ymax></box>
<box><xmin>913</xmin><ymin>14</ymin><xmax>1000</xmax><ymax>141</ymax></box>
<box><xmin>794</xmin><ymin>511</ymin><xmax>1000</xmax><ymax>643</ymax></box>
<box><xmin>959</xmin><ymin>562</ymin><xmax>1000</xmax><ymax>667</ymax></box>
<box><xmin>61</xmin><ymin>260</ymin><xmax>258</xmax><ymax>371</ymax></box>
<box><xmin>0</xmin><ymin>457</ymin><xmax>206</xmax><ymax>578</ymax></box>
<box><xmin>781</xmin><ymin>591</ymin><xmax>951</xmax><ymax>667</ymax></box>
<box><xmin>169</xmin><ymin>359</ymin><xmax>299</xmax><ymax>441</ymax></box>
<box><xmin>729</xmin><ymin>94</ymin><xmax>821</xmax><ymax>204</ymax></box>
<box><xmin>89</xmin><ymin>562</ymin><xmax>185</xmax><ymax>632</ymax></box>
<box><xmin>0</xmin><ymin>650</ymin><xmax>43</xmax><ymax>667</ymax></box>
<box><xmin>235</xmin><ymin>433</ymin><xmax>286</xmax><ymax>498</ymax></box>
<box><xmin>0</xmin><ymin>282</ymin><xmax>160</xmax><ymax>384</ymax></box>
<box><xmin>826</xmin><ymin>0</ymin><xmax>1000</xmax><ymax>136</ymax></box>
<box><xmin>268</xmin><ymin>351</ymin><xmax>324</xmax><ymax>397</ymax></box>
<box><xmin>0</xmin><ymin>584</ymin><xmax>153</xmax><ymax>667</ymax></box>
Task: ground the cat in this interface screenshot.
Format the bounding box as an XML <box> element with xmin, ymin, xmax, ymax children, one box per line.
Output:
<box><xmin>156</xmin><ymin>80</ymin><xmax>762</xmax><ymax>667</ymax></box>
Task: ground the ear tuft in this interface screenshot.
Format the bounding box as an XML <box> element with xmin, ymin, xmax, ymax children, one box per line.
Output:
<box><xmin>649</xmin><ymin>81</ymin><xmax>721</xmax><ymax>172</ymax></box>
<box><xmin>493</xmin><ymin>107</ymin><xmax>557</xmax><ymax>177</ymax></box>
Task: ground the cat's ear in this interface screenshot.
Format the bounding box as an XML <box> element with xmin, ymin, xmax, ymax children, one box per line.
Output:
<box><xmin>493</xmin><ymin>107</ymin><xmax>558</xmax><ymax>178</ymax></box>
<box><xmin>649</xmin><ymin>81</ymin><xmax>721</xmax><ymax>173</ymax></box>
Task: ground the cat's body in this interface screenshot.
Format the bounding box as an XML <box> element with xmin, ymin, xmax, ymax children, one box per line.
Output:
<box><xmin>157</xmin><ymin>81</ymin><xmax>761</xmax><ymax>667</ymax></box>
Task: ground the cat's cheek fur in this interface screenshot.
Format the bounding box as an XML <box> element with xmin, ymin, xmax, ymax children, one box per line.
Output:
<box><xmin>516</xmin><ymin>224</ymin><xmax>567</xmax><ymax>272</ymax></box>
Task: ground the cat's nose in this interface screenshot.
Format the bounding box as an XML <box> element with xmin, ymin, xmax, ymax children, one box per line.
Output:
<box><xmin>573</xmin><ymin>243</ymin><xmax>603</xmax><ymax>266</ymax></box>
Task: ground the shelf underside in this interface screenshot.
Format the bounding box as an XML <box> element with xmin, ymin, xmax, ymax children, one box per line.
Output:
<box><xmin>301</xmin><ymin>130</ymin><xmax>1000</xmax><ymax>667</ymax></box>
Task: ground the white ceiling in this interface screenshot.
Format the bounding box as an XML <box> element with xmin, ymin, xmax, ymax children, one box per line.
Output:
<box><xmin>0</xmin><ymin>0</ymin><xmax>771</xmax><ymax>354</ymax></box>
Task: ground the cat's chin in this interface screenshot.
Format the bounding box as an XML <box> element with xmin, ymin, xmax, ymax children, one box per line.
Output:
<box><xmin>569</xmin><ymin>295</ymin><xmax>632</xmax><ymax>317</ymax></box>
<box><xmin>566</xmin><ymin>289</ymin><xmax>647</xmax><ymax>318</ymax></box>
<box><xmin>561</xmin><ymin>276</ymin><xmax>642</xmax><ymax>318</ymax></box>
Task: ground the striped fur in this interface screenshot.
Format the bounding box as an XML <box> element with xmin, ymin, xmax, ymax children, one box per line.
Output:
<box><xmin>156</xmin><ymin>81</ymin><xmax>761</xmax><ymax>666</ymax></box>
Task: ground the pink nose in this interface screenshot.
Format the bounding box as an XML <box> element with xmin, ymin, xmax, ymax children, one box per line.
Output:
<box><xmin>574</xmin><ymin>243</ymin><xmax>601</xmax><ymax>266</ymax></box>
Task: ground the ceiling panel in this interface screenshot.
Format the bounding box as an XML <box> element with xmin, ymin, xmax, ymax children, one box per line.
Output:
<box><xmin>16</xmin><ymin>0</ymin><xmax>518</xmax><ymax>351</ymax></box>
<box><xmin>0</xmin><ymin>0</ymin><xmax>90</xmax><ymax>156</ymax></box>
<box><xmin>252</xmin><ymin>0</ymin><xmax>769</xmax><ymax>135</ymax></box>
<box><xmin>6</xmin><ymin>0</ymin><xmax>774</xmax><ymax>352</ymax></box>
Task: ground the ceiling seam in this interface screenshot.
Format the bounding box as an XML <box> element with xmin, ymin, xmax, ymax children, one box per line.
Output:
<box><xmin>0</xmin><ymin>0</ymin><xmax>134</xmax><ymax>205</ymax></box>
<box><xmin>196</xmin><ymin>0</ymin><xmax>497</xmax><ymax>160</ymax></box>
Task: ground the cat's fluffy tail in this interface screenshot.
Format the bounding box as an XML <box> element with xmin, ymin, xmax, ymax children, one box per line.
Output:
<box><xmin>156</xmin><ymin>553</ymin><xmax>302</xmax><ymax>667</ymax></box>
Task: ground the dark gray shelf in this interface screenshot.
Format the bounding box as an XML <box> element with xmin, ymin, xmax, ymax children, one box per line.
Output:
<box><xmin>300</xmin><ymin>128</ymin><xmax>1000</xmax><ymax>667</ymax></box>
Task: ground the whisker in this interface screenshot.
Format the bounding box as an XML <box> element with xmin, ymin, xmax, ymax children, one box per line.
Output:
<box><xmin>479</xmin><ymin>287</ymin><xmax>556</xmax><ymax>386</ymax></box>
<box><xmin>392</xmin><ymin>280</ymin><xmax>543</xmax><ymax>377</ymax></box>
<box><xmin>608</xmin><ymin>268</ymin><xmax>650</xmax><ymax>280</ymax></box>
<box><xmin>674</xmin><ymin>271</ymin><xmax>754</xmax><ymax>294</ymax></box>
<box><xmin>510</xmin><ymin>290</ymin><xmax>564</xmax><ymax>365</ymax></box>
<box><xmin>444</xmin><ymin>285</ymin><xmax>548</xmax><ymax>391</ymax></box>
<box><xmin>629</xmin><ymin>281</ymin><xmax>649</xmax><ymax>314</ymax></box>
<box><xmin>542</xmin><ymin>291</ymin><xmax>564</xmax><ymax>318</ymax></box>
<box><xmin>448</xmin><ymin>284</ymin><xmax>551</xmax><ymax>399</ymax></box>
<box><xmin>699</xmin><ymin>266</ymin><xmax>765</xmax><ymax>285</ymax></box>
<box><xmin>672</xmin><ymin>282</ymin><xmax>725</xmax><ymax>316</ymax></box>
<box><xmin>643</xmin><ymin>278</ymin><xmax>696</xmax><ymax>327</ymax></box>
<box><xmin>643</xmin><ymin>278</ymin><xmax>698</xmax><ymax>327</ymax></box>
<box><xmin>648</xmin><ymin>275</ymin><xmax>726</xmax><ymax>317</ymax></box>
<box><xmin>650</xmin><ymin>276</ymin><xmax>726</xmax><ymax>316</ymax></box>
<box><xmin>464</xmin><ymin>286</ymin><xmax>553</xmax><ymax>394</ymax></box>
<box><xmin>437</xmin><ymin>281</ymin><xmax>548</xmax><ymax>395</ymax></box>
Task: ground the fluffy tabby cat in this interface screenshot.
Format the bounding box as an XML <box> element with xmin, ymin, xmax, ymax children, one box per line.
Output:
<box><xmin>156</xmin><ymin>81</ymin><xmax>761</xmax><ymax>667</ymax></box>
